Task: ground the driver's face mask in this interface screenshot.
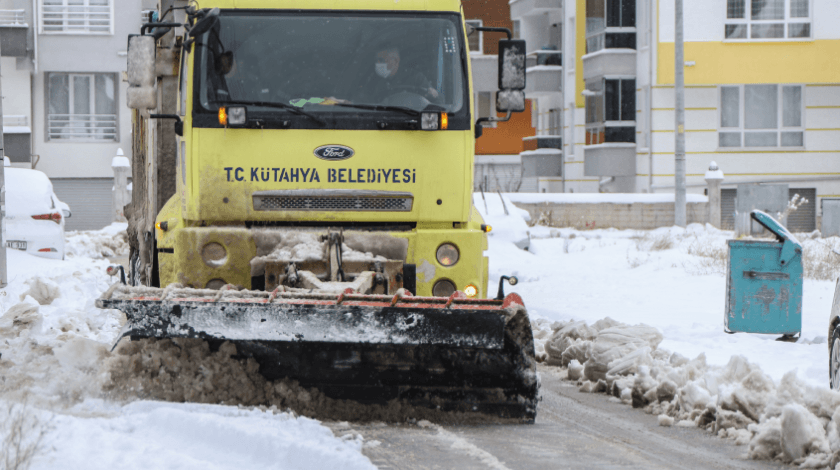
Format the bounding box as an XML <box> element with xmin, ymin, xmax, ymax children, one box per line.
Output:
<box><xmin>375</xmin><ymin>62</ymin><xmax>391</xmax><ymax>78</ymax></box>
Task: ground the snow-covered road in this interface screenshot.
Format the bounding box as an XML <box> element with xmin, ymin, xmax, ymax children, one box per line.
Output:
<box><xmin>348</xmin><ymin>367</ymin><xmax>784</xmax><ymax>469</ymax></box>
<box><xmin>3</xmin><ymin>202</ymin><xmax>840</xmax><ymax>468</ymax></box>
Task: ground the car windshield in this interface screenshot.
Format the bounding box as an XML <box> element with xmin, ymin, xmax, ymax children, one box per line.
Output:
<box><xmin>195</xmin><ymin>12</ymin><xmax>467</xmax><ymax>120</ymax></box>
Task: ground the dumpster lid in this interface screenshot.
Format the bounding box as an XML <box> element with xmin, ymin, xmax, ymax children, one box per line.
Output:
<box><xmin>751</xmin><ymin>210</ymin><xmax>802</xmax><ymax>247</ymax></box>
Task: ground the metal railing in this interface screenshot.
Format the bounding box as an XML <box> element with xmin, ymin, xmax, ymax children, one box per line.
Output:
<box><xmin>47</xmin><ymin>113</ymin><xmax>117</xmax><ymax>140</ymax></box>
<box><xmin>42</xmin><ymin>3</ymin><xmax>110</xmax><ymax>34</ymax></box>
<box><xmin>0</xmin><ymin>10</ymin><xmax>26</xmax><ymax>26</ymax></box>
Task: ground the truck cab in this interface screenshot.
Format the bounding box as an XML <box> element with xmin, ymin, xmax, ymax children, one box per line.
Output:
<box><xmin>127</xmin><ymin>0</ymin><xmax>526</xmax><ymax>298</ymax></box>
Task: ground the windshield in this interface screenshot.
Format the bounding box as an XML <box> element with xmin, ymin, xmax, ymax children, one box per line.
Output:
<box><xmin>194</xmin><ymin>11</ymin><xmax>468</xmax><ymax>128</ymax></box>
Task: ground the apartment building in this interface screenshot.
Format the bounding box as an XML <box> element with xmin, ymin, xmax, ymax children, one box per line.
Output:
<box><xmin>0</xmin><ymin>0</ymin><xmax>147</xmax><ymax>230</ymax></box>
<box><xmin>464</xmin><ymin>0</ymin><xmax>540</xmax><ymax>192</ymax></box>
<box><xmin>511</xmin><ymin>0</ymin><xmax>838</xmax><ymax>229</ymax></box>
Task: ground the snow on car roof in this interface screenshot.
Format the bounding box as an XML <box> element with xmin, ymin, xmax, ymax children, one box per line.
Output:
<box><xmin>5</xmin><ymin>167</ymin><xmax>55</xmax><ymax>217</ymax></box>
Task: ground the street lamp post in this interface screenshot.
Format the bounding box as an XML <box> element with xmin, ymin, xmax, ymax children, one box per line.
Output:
<box><xmin>674</xmin><ymin>0</ymin><xmax>687</xmax><ymax>227</ymax></box>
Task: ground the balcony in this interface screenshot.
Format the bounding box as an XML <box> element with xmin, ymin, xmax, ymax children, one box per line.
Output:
<box><xmin>0</xmin><ymin>10</ymin><xmax>28</xmax><ymax>57</ymax></box>
<box><xmin>523</xmin><ymin>135</ymin><xmax>561</xmax><ymax>151</ymax></box>
<box><xmin>47</xmin><ymin>114</ymin><xmax>118</xmax><ymax>142</ymax></box>
<box><xmin>42</xmin><ymin>3</ymin><xmax>111</xmax><ymax>34</ymax></box>
<box><xmin>520</xmin><ymin>147</ymin><xmax>563</xmax><ymax>192</ymax></box>
<box><xmin>510</xmin><ymin>0</ymin><xmax>562</xmax><ymax>19</ymax></box>
<box><xmin>4</xmin><ymin>115</ymin><xmax>30</xmax><ymax>163</ymax></box>
<box><xmin>582</xmin><ymin>48</ymin><xmax>636</xmax><ymax>81</ymax></box>
<box><xmin>583</xmin><ymin>143</ymin><xmax>636</xmax><ymax>177</ymax></box>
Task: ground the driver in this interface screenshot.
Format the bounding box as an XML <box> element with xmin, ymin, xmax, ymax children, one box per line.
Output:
<box><xmin>357</xmin><ymin>46</ymin><xmax>439</xmax><ymax>102</ymax></box>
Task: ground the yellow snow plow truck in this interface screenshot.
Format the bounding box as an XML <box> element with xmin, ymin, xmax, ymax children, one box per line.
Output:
<box><xmin>98</xmin><ymin>0</ymin><xmax>537</xmax><ymax>421</ymax></box>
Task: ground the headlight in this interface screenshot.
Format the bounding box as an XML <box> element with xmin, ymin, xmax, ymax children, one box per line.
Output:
<box><xmin>421</xmin><ymin>112</ymin><xmax>448</xmax><ymax>130</ymax></box>
<box><xmin>464</xmin><ymin>284</ymin><xmax>478</xmax><ymax>298</ymax></box>
<box><xmin>218</xmin><ymin>106</ymin><xmax>247</xmax><ymax>126</ymax></box>
<box><xmin>432</xmin><ymin>279</ymin><xmax>456</xmax><ymax>297</ymax></box>
<box><xmin>206</xmin><ymin>279</ymin><xmax>227</xmax><ymax>290</ymax></box>
<box><xmin>436</xmin><ymin>243</ymin><xmax>459</xmax><ymax>267</ymax></box>
<box><xmin>202</xmin><ymin>242</ymin><xmax>227</xmax><ymax>267</ymax></box>
<box><xmin>228</xmin><ymin>106</ymin><xmax>247</xmax><ymax>126</ymax></box>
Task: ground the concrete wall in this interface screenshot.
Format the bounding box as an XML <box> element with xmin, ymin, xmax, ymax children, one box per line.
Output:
<box><xmin>512</xmin><ymin>201</ymin><xmax>709</xmax><ymax>230</ymax></box>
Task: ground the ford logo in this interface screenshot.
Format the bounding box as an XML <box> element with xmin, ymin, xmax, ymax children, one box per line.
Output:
<box><xmin>314</xmin><ymin>145</ymin><xmax>355</xmax><ymax>161</ymax></box>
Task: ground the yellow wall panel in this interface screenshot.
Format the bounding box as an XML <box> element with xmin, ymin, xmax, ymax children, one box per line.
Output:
<box><xmin>576</xmin><ymin>0</ymin><xmax>586</xmax><ymax>108</ymax></box>
<box><xmin>658</xmin><ymin>40</ymin><xmax>840</xmax><ymax>85</ymax></box>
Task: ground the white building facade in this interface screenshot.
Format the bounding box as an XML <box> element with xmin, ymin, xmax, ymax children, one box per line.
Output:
<box><xmin>0</xmin><ymin>0</ymin><xmax>149</xmax><ymax>230</ymax></box>
<box><xmin>511</xmin><ymin>0</ymin><xmax>840</xmax><ymax>230</ymax></box>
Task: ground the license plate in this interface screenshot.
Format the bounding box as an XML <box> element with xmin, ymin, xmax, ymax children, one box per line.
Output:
<box><xmin>6</xmin><ymin>241</ymin><xmax>26</xmax><ymax>250</ymax></box>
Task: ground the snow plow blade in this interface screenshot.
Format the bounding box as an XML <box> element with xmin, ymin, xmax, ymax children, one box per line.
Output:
<box><xmin>97</xmin><ymin>285</ymin><xmax>538</xmax><ymax>422</ymax></box>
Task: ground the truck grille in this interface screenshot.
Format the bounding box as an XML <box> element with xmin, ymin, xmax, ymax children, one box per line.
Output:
<box><xmin>253</xmin><ymin>190</ymin><xmax>414</xmax><ymax>212</ymax></box>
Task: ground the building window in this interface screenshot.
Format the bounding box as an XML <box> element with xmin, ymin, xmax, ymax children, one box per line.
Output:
<box><xmin>41</xmin><ymin>0</ymin><xmax>112</xmax><ymax>34</ymax></box>
<box><xmin>585</xmin><ymin>78</ymin><xmax>635</xmax><ymax>144</ymax></box>
<box><xmin>719</xmin><ymin>84</ymin><xmax>803</xmax><ymax>148</ymax></box>
<box><xmin>47</xmin><ymin>72</ymin><xmax>118</xmax><ymax>142</ymax></box>
<box><xmin>586</xmin><ymin>0</ymin><xmax>636</xmax><ymax>54</ymax></box>
<box><xmin>725</xmin><ymin>0</ymin><xmax>810</xmax><ymax>39</ymax></box>
<box><xmin>465</xmin><ymin>19</ymin><xmax>482</xmax><ymax>54</ymax></box>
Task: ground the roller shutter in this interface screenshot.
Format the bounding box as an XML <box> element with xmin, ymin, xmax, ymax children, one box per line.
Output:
<box><xmin>720</xmin><ymin>187</ymin><xmax>815</xmax><ymax>232</ymax></box>
<box><xmin>721</xmin><ymin>188</ymin><xmax>736</xmax><ymax>230</ymax></box>
<box><xmin>51</xmin><ymin>178</ymin><xmax>114</xmax><ymax>231</ymax></box>
<box><xmin>788</xmin><ymin>188</ymin><xmax>816</xmax><ymax>233</ymax></box>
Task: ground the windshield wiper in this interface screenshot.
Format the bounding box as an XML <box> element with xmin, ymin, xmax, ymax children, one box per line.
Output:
<box><xmin>215</xmin><ymin>99</ymin><xmax>326</xmax><ymax>126</ymax></box>
<box><xmin>331</xmin><ymin>103</ymin><xmax>420</xmax><ymax>117</ymax></box>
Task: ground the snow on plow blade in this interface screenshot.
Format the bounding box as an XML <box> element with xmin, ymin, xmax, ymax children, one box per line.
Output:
<box><xmin>97</xmin><ymin>285</ymin><xmax>538</xmax><ymax>422</ymax></box>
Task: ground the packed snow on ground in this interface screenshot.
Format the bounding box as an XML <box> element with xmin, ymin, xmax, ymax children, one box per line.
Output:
<box><xmin>64</xmin><ymin>222</ymin><xmax>129</xmax><ymax>259</ymax></box>
<box><xmin>0</xmin><ymin>225</ymin><xmax>375</xmax><ymax>470</ymax></box>
<box><xmin>482</xmin><ymin>199</ymin><xmax>840</xmax><ymax>467</ymax></box>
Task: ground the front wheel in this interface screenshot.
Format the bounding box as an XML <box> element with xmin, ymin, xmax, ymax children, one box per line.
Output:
<box><xmin>830</xmin><ymin>326</ymin><xmax>840</xmax><ymax>390</ymax></box>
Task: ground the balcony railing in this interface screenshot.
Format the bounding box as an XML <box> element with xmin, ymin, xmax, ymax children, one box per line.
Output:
<box><xmin>47</xmin><ymin>114</ymin><xmax>117</xmax><ymax>140</ymax></box>
<box><xmin>42</xmin><ymin>4</ymin><xmax>111</xmax><ymax>34</ymax></box>
<box><xmin>4</xmin><ymin>115</ymin><xmax>28</xmax><ymax>127</ymax></box>
<box><xmin>0</xmin><ymin>10</ymin><xmax>26</xmax><ymax>26</ymax></box>
<box><xmin>527</xmin><ymin>50</ymin><xmax>562</xmax><ymax>67</ymax></box>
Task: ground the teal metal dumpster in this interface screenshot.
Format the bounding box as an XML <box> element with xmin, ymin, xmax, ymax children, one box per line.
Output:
<box><xmin>725</xmin><ymin>210</ymin><xmax>803</xmax><ymax>338</ymax></box>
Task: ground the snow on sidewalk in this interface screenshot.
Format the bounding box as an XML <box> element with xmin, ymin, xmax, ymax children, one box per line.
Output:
<box><xmin>31</xmin><ymin>401</ymin><xmax>374</xmax><ymax>470</ymax></box>
<box><xmin>478</xmin><ymin>197</ymin><xmax>840</xmax><ymax>466</ymax></box>
<box><xmin>0</xmin><ymin>226</ymin><xmax>375</xmax><ymax>470</ymax></box>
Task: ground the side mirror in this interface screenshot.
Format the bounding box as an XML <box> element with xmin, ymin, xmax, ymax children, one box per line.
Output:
<box><xmin>496</xmin><ymin>90</ymin><xmax>525</xmax><ymax>113</ymax></box>
<box><xmin>62</xmin><ymin>209</ymin><xmax>71</xmax><ymax>218</ymax></box>
<box><xmin>127</xmin><ymin>35</ymin><xmax>157</xmax><ymax>109</ymax></box>
<box><xmin>498</xmin><ymin>39</ymin><xmax>526</xmax><ymax>91</ymax></box>
<box><xmin>189</xmin><ymin>8</ymin><xmax>220</xmax><ymax>37</ymax></box>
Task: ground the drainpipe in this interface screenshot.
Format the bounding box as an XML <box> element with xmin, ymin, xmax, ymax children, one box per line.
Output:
<box><xmin>647</xmin><ymin>0</ymin><xmax>654</xmax><ymax>193</ymax></box>
<box><xmin>31</xmin><ymin>0</ymin><xmax>37</xmax><ymax>75</ymax></box>
<box><xmin>0</xmin><ymin>50</ymin><xmax>6</xmax><ymax>288</ymax></box>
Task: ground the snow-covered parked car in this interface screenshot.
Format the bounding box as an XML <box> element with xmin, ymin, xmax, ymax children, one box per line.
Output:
<box><xmin>4</xmin><ymin>162</ymin><xmax>71</xmax><ymax>259</ymax></box>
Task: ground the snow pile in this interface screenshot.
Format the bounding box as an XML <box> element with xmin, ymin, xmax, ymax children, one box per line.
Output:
<box><xmin>103</xmin><ymin>337</ymin><xmax>508</xmax><ymax>424</ymax></box>
<box><xmin>32</xmin><ymin>401</ymin><xmax>376</xmax><ymax>470</ymax></box>
<box><xmin>537</xmin><ymin>317</ymin><xmax>840</xmax><ymax>466</ymax></box>
<box><xmin>65</xmin><ymin>222</ymin><xmax>129</xmax><ymax>259</ymax></box>
<box><xmin>0</xmin><ymin>251</ymin><xmax>122</xmax><ymax>408</ymax></box>
<box><xmin>474</xmin><ymin>192</ymin><xmax>530</xmax><ymax>250</ymax></box>
<box><xmin>0</xmin><ymin>249</ymin><xmax>376</xmax><ymax>467</ymax></box>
